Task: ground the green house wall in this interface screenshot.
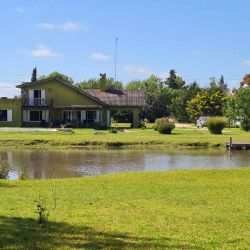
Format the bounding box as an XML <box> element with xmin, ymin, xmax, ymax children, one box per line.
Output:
<box><xmin>0</xmin><ymin>99</ymin><xmax>22</xmax><ymax>127</ymax></box>
<box><xmin>21</xmin><ymin>80</ymin><xmax>102</xmax><ymax>107</ymax></box>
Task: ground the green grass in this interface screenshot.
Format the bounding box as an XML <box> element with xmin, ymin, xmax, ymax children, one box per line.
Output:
<box><xmin>0</xmin><ymin>169</ymin><xmax>249</xmax><ymax>249</ymax></box>
<box><xmin>0</xmin><ymin>127</ymin><xmax>249</xmax><ymax>149</ymax></box>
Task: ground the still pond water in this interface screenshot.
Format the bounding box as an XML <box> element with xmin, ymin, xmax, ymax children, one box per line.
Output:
<box><xmin>1</xmin><ymin>149</ymin><xmax>249</xmax><ymax>180</ymax></box>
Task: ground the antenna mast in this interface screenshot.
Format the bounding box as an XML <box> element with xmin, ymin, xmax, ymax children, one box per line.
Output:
<box><xmin>114</xmin><ymin>37</ymin><xmax>119</xmax><ymax>82</ymax></box>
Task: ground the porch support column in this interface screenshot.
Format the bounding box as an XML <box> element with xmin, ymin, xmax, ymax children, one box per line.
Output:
<box><xmin>132</xmin><ymin>108</ymin><xmax>139</xmax><ymax>128</ymax></box>
<box><xmin>106</xmin><ymin>110</ymin><xmax>111</xmax><ymax>127</ymax></box>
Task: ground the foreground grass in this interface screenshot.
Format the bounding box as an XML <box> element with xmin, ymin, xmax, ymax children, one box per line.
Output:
<box><xmin>0</xmin><ymin>127</ymin><xmax>250</xmax><ymax>149</ymax></box>
<box><xmin>0</xmin><ymin>168</ymin><xmax>249</xmax><ymax>249</ymax></box>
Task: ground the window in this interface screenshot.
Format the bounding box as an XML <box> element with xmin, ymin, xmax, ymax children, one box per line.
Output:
<box><xmin>87</xmin><ymin>111</ymin><xmax>97</xmax><ymax>123</ymax></box>
<box><xmin>30</xmin><ymin>111</ymin><xmax>42</xmax><ymax>121</ymax></box>
<box><xmin>34</xmin><ymin>90</ymin><xmax>41</xmax><ymax>98</ymax></box>
<box><xmin>0</xmin><ymin>110</ymin><xmax>7</xmax><ymax>121</ymax></box>
<box><xmin>34</xmin><ymin>90</ymin><xmax>42</xmax><ymax>105</ymax></box>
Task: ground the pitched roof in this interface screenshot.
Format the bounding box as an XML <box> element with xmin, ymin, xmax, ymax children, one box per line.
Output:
<box><xmin>84</xmin><ymin>89</ymin><xmax>145</xmax><ymax>107</ymax></box>
<box><xmin>16</xmin><ymin>77</ymin><xmax>145</xmax><ymax>107</ymax></box>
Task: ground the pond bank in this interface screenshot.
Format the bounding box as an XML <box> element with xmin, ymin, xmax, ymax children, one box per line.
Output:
<box><xmin>0</xmin><ymin>127</ymin><xmax>249</xmax><ymax>149</ymax></box>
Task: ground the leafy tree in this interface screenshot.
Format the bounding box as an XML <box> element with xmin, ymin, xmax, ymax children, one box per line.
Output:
<box><xmin>38</xmin><ymin>71</ymin><xmax>74</xmax><ymax>84</ymax></box>
<box><xmin>207</xmin><ymin>76</ymin><xmax>229</xmax><ymax>95</ymax></box>
<box><xmin>223</xmin><ymin>88</ymin><xmax>250</xmax><ymax>131</ymax></box>
<box><xmin>76</xmin><ymin>78</ymin><xmax>123</xmax><ymax>90</ymax></box>
<box><xmin>186</xmin><ymin>90</ymin><xmax>226</xmax><ymax>121</ymax></box>
<box><xmin>170</xmin><ymin>82</ymin><xmax>201</xmax><ymax>122</ymax></box>
<box><xmin>126</xmin><ymin>75</ymin><xmax>171</xmax><ymax>121</ymax></box>
<box><xmin>142</xmin><ymin>75</ymin><xmax>173</xmax><ymax>121</ymax></box>
<box><xmin>125</xmin><ymin>80</ymin><xmax>142</xmax><ymax>90</ymax></box>
<box><xmin>165</xmin><ymin>69</ymin><xmax>185</xmax><ymax>89</ymax></box>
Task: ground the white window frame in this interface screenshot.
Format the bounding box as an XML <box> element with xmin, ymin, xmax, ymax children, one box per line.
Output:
<box><xmin>0</xmin><ymin>109</ymin><xmax>12</xmax><ymax>122</ymax></box>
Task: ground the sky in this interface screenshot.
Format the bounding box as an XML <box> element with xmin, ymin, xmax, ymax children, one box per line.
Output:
<box><xmin>1</xmin><ymin>0</ymin><xmax>250</xmax><ymax>97</ymax></box>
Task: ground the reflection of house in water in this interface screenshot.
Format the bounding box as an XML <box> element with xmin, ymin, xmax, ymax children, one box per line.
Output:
<box><xmin>72</xmin><ymin>150</ymin><xmax>145</xmax><ymax>176</ymax></box>
<box><xmin>12</xmin><ymin>151</ymin><xmax>80</xmax><ymax>179</ymax></box>
<box><xmin>1</xmin><ymin>150</ymin><xmax>145</xmax><ymax>179</ymax></box>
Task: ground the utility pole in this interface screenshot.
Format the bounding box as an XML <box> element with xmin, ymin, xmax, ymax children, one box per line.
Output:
<box><xmin>114</xmin><ymin>37</ymin><xmax>119</xmax><ymax>82</ymax></box>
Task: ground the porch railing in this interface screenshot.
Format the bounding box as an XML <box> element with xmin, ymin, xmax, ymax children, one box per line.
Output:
<box><xmin>22</xmin><ymin>98</ymin><xmax>53</xmax><ymax>106</ymax></box>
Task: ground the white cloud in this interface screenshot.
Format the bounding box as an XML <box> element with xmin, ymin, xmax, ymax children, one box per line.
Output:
<box><xmin>37</xmin><ymin>22</ymin><xmax>86</xmax><ymax>31</ymax></box>
<box><xmin>31</xmin><ymin>44</ymin><xmax>61</xmax><ymax>58</ymax></box>
<box><xmin>123</xmin><ymin>65</ymin><xmax>153</xmax><ymax>76</ymax></box>
<box><xmin>90</xmin><ymin>52</ymin><xmax>110</xmax><ymax>61</ymax></box>
<box><xmin>241</xmin><ymin>60</ymin><xmax>250</xmax><ymax>67</ymax></box>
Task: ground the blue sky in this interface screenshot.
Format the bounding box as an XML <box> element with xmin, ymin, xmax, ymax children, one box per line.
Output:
<box><xmin>1</xmin><ymin>0</ymin><xmax>250</xmax><ymax>97</ymax></box>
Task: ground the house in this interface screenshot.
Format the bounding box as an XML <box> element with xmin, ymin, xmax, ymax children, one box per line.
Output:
<box><xmin>0</xmin><ymin>74</ymin><xmax>145</xmax><ymax>128</ymax></box>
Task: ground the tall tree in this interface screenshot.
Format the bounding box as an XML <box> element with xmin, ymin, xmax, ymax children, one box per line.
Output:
<box><xmin>207</xmin><ymin>76</ymin><xmax>229</xmax><ymax>95</ymax></box>
<box><xmin>165</xmin><ymin>69</ymin><xmax>185</xmax><ymax>89</ymax></box>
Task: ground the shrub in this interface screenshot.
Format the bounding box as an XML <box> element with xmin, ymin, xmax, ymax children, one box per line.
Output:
<box><xmin>93</xmin><ymin>122</ymin><xmax>107</xmax><ymax>130</ymax></box>
<box><xmin>205</xmin><ymin>117</ymin><xmax>227</xmax><ymax>134</ymax></box>
<box><xmin>154</xmin><ymin>117</ymin><xmax>170</xmax><ymax>130</ymax></box>
<box><xmin>109</xmin><ymin>128</ymin><xmax>118</xmax><ymax>133</ymax></box>
<box><xmin>158</xmin><ymin>123</ymin><xmax>175</xmax><ymax>134</ymax></box>
<box><xmin>154</xmin><ymin>117</ymin><xmax>175</xmax><ymax>134</ymax></box>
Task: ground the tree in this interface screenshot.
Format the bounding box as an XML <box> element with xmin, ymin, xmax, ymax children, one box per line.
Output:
<box><xmin>141</xmin><ymin>75</ymin><xmax>173</xmax><ymax>121</ymax></box>
<box><xmin>76</xmin><ymin>78</ymin><xmax>123</xmax><ymax>90</ymax></box>
<box><xmin>165</xmin><ymin>69</ymin><xmax>185</xmax><ymax>89</ymax></box>
<box><xmin>125</xmin><ymin>80</ymin><xmax>142</xmax><ymax>90</ymax></box>
<box><xmin>207</xmin><ymin>76</ymin><xmax>229</xmax><ymax>95</ymax></box>
<box><xmin>223</xmin><ymin>88</ymin><xmax>250</xmax><ymax>131</ymax></box>
<box><xmin>38</xmin><ymin>71</ymin><xmax>74</xmax><ymax>84</ymax></box>
<box><xmin>186</xmin><ymin>90</ymin><xmax>226</xmax><ymax>121</ymax></box>
<box><xmin>170</xmin><ymin>82</ymin><xmax>201</xmax><ymax>122</ymax></box>
<box><xmin>126</xmin><ymin>75</ymin><xmax>171</xmax><ymax>121</ymax></box>
<box><xmin>31</xmin><ymin>67</ymin><xmax>37</xmax><ymax>82</ymax></box>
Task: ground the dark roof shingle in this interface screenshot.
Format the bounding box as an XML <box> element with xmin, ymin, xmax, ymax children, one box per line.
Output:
<box><xmin>84</xmin><ymin>89</ymin><xmax>145</xmax><ymax>107</ymax></box>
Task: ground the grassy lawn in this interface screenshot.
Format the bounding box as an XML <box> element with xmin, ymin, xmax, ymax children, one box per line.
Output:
<box><xmin>0</xmin><ymin>126</ymin><xmax>250</xmax><ymax>149</ymax></box>
<box><xmin>0</xmin><ymin>168</ymin><xmax>249</xmax><ymax>249</ymax></box>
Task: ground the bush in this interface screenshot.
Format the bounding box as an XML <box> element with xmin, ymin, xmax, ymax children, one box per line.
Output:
<box><xmin>154</xmin><ymin>117</ymin><xmax>175</xmax><ymax>134</ymax></box>
<box><xmin>205</xmin><ymin>117</ymin><xmax>227</xmax><ymax>134</ymax></box>
<box><xmin>158</xmin><ymin>123</ymin><xmax>175</xmax><ymax>134</ymax></box>
<box><xmin>109</xmin><ymin>128</ymin><xmax>118</xmax><ymax>133</ymax></box>
<box><xmin>154</xmin><ymin>117</ymin><xmax>171</xmax><ymax>130</ymax></box>
<box><xmin>93</xmin><ymin>122</ymin><xmax>107</xmax><ymax>130</ymax></box>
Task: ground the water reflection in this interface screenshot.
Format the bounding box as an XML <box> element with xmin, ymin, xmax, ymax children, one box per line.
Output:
<box><xmin>0</xmin><ymin>149</ymin><xmax>249</xmax><ymax>180</ymax></box>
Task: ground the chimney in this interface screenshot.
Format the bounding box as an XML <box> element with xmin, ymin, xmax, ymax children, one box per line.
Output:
<box><xmin>99</xmin><ymin>73</ymin><xmax>106</xmax><ymax>92</ymax></box>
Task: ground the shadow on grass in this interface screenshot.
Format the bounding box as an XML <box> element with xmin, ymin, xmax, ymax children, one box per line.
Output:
<box><xmin>0</xmin><ymin>216</ymin><xmax>203</xmax><ymax>249</ymax></box>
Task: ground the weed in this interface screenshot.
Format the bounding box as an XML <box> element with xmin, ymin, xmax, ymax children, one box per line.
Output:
<box><xmin>34</xmin><ymin>195</ymin><xmax>49</xmax><ymax>225</ymax></box>
<box><xmin>0</xmin><ymin>160</ymin><xmax>10</xmax><ymax>179</ymax></box>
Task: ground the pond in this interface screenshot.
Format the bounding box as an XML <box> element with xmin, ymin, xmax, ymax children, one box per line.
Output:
<box><xmin>1</xmin><ymin>148</ymin><xmax>249</xmax><ymax>180</ymax></box>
